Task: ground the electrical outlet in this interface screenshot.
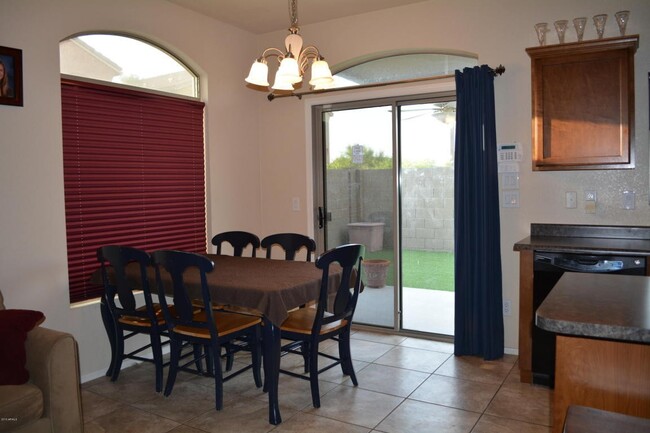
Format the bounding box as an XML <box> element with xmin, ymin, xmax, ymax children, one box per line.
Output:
<box><xmin>291</xmin><ymin>197</ymin><xmax>300</xmax><ymax>211</ymax></box>
<box><xmin>622</xmin><ymin>191</ymin><xmax>635</xmax><ymax>210</ymax></box>
<box><xmin>565</xmin><ymin>191</ymin><xmax>577</xmax><ymax>208</ymax></box>
<box><xmin>503</xmin><ymin>300</ymin><xmax>512</xmax><ymax>316</ymax></box>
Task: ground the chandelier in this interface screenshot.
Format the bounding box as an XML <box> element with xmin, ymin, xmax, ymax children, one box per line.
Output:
<box><xmin>245</xmin><ymin>0</ymin><xmax>334</xmax><ymax>92</ymax></box>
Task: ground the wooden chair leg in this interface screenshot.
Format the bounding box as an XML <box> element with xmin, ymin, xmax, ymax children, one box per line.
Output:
<box><xmin>101</xmin><ymin>301</ymin><xmax>118</xmax><ymax>377</ymax></box>
<box><xmin>224</xmin><ymin>343</ymin><xmax>235</xmax><ymax>372</ymax></box>
<box><xmin>309</xmin><ymin>341</ymin><xmax>321</xmax><ymax>408</ymax></box>
<box><xmin>339</xmin><ymin>330</ymin><xmax>357</xmax><ymax>385</ymax></box>
<box><xmin>252</xmin><ymin>327</ymin><xmax>262</xmax><ymax>388</ymax></box>
<box><xmin>164</xmin><ymin>341</ymin><xmax>182</xmax><ymax>397</ymax></box>
<box><xmin>110</xmin><ymin>329</ymin><xmax>125</xmax><ymax>382</ymax></box>
<box><xmin>301</xmin><ymin>342</ymin><xmax>310</xmax><ymax>373</ymax></box>
<box><xmin>150</xmin><ymin>334</ymin><xmax>164</xmax><ymax>393</ymax></box>
<box><xmin>192</xmin><ymin>344</ymin><xmax>204</xmax><ymax>373</ymax></box>
<box><xmin>212</xmin><ymin>343</ymin><xmax>224</xmax><ymax>410</ymax></box>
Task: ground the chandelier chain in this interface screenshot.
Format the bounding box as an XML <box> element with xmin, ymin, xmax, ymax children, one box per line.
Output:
<box><xmin>289</xmin><ymin>0</ymin><xmax>299</xmax><ymax>28</ymax></box>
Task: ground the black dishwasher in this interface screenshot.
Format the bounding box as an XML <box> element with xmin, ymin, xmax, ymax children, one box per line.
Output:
<box><xmin>532</xmin><ymin>251</ymin><xmax>646</xmax><ymax>387</ymax></box>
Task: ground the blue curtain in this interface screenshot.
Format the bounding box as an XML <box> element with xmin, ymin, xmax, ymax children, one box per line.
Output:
<box><xmin>453</xmin><ymin>65</ymin><xmax>504</xmax><ymax>360</ymax></box>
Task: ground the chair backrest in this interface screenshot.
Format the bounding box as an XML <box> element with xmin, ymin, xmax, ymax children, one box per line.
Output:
<box><xmin>151</xmin><ymin>250</ymin><xmax>217</xmax><ymax>337</ymax></box>
<box><xmin>313</xmin><ymin>244</ymin><xmax>365</xmax><ymax>333</ymax></box>
<box><xmin>97</xmin><ymin>245</ymin><xmax>155</xmax><ymax>322</ymax></box>
<box><xmin>211</xmin><ymin>231</ymin><xmax>260</xmax><ymax>257</ymax></box>
<box><xmin>261</xmin><ymin>233</ymin><xmax>317</xmax><ymax>261</ymax></box>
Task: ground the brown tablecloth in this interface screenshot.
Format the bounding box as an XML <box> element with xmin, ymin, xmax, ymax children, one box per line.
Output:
<box><xmin>93</xmin><ymin>254</ymin><xmax>342</xmax><ymax>327</ymax></box>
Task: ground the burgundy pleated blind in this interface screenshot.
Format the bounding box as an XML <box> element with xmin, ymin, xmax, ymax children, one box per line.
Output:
<box><xmin>61</xmin><ymin>78</ymin><xmax>207</xmax><ymax>303</ymax></box>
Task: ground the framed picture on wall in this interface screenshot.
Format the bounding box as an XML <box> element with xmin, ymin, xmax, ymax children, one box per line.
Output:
<box><xmin>0</xmin><ymin>46</ymin><xmax>23</xmax><ymax>107</ymax></box>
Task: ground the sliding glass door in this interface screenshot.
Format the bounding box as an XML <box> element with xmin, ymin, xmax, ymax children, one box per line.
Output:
<box><xmin>313</xmin><ymin>93</ymin><xmax>456</xmax><ymax>336</ymax></box>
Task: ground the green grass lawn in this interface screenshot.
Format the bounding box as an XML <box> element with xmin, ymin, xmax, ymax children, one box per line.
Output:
<box><xmin>365</xmin><ymin>249</ymin><xmax>455</xmax><ymax>292</ymax></box>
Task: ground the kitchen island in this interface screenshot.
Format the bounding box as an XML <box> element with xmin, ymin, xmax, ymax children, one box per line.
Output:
<box><xmin>513</xmin><ymin>223</ymin><xmax>650</xmax><ymax>383</ymax></box>
<box><xmin>536</xmin><ymin>272</ymin><xmax>650</xmax><ymax>433</ymax></box>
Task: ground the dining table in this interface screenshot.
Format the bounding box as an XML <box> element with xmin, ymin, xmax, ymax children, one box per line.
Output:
<box><xmin>93</xmin><ymin>253</ymin><xmax>344</xmax><ymax>425</ymax></box>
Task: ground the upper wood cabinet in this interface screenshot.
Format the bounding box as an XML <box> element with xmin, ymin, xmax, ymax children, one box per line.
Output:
<box><xmin>526</xmin><ymin>35</ymin><xmax>638</xmax><ymax>171</ymax></box>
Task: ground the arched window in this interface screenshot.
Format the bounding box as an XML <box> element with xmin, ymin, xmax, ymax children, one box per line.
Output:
<box><xmin>60</xmin><ymin>33</ymin><xmax>198</xmax><ymax>97</ymax></box>
<box><xmin>321</xmin><ymin>51</ymin><xmax>477</xmax><ymax>90</ymax></box>
<box><xmin>60</xmin><ymin>34</ymin><xmax>206</xmax><ymax>303</ymax></box>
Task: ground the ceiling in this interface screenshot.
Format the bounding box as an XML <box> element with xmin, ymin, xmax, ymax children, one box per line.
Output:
<box><xmin>165</xmin><ymin>0</ymin><xmax>429</xmax><ymax>34</ymax></box>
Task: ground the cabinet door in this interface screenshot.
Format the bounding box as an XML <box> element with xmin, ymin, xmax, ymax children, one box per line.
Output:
<box><xmin>527</xmin><ymin>36</ymin><xmax>638</xmax><ymax>171</ymax></box>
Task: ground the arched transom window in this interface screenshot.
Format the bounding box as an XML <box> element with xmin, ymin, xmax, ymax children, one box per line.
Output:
<box><xmin>322</xmin><ymin>52</ymin><xmax>478</xmax><ymax>90</ymax></box>
<box><xmin>60</xmin><ymin>33</ymin><xmax>198</xmax><ymax>97</ymax></box>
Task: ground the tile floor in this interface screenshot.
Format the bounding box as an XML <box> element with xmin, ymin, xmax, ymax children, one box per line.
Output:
<box><xmin>82</xmin><ymin>329</ymin><xmax>553</xmax><ymax>433</ymax></box>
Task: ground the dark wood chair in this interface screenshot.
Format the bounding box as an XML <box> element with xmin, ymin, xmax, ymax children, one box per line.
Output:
<box><xmin>151</xmin><ymin>249</ymin><xmax>262</xmax><ymax>410</ymax></box>
<box><xmin>261</xmin><ymin>233</ymin><xmax>316</xmax><ymax>262</ymax></box>
<box><xmin>211</xmin><ymin>231</ymin><xmax>260</xmax><ymax>257</ymax></box>
<box><xmin>97</xmin><ymin>245</ymin><xmax>168</xmax><ymax>393</ymax></box>
<box><xmin>279</xmin><ymin>243</ymin><xmax>365</xmax><ymax>408</ymax></box>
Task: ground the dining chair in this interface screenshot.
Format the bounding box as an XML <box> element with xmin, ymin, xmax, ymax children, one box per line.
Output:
<box><xmin>261</xmin><ymin>233</ymin><xmax>317</xmax><ymax>261</ymax></box>
<box><xmin>97</xmin><ymin>245</ymin><xmax>168</xmax><ymax>393</ymax></box>
<box><xmin>211</xmin><ymin>231</ymin><xmax>260</xmax><ymax>257</ymax></box>
<box><xmin>279</xmin><ymin>243</ymin><xmax>365</xmax><ymax>408</ymax></box>
<box><xmin>207</xmin><ymin>231</ymin><xmax>262</xmax><ymax>368</ymax></box>
<box><xmin>151</xmin><ymin>249</ymin><xmax>263</xmax><ymax>410</ymax></box>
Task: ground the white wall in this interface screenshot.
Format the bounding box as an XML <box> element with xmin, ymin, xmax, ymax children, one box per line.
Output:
<box><xmin>255</xmin><ymin>0</ymin><xmax>650</xmax><ymax>351</ymax></box>
<box><xmin>1</xmin><ymin>0</ymin><xmax>648</xmax><ymax>379</ymax></box>
<box><xmin>0</xmin><ymin>0</ymin><xmax>261</xmax><ymax>379</ymax></box>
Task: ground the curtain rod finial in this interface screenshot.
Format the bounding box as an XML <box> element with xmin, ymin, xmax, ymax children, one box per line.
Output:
<box><xmin>493</xmin><ymin>64</ymin><xmax>505</xmax><ymax>76</ymax></box>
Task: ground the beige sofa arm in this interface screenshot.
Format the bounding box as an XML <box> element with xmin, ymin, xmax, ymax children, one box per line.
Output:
<box><xmin>24</xmin><ymin>327</ymin><xmax>83</xmax><ymax>433</ymax></box>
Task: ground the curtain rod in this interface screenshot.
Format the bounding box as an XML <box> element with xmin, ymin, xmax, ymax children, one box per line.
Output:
<box><xmin>266</xmin><ymin>64</ymin><xmax>505</xmax><ymax>101</ymax></box>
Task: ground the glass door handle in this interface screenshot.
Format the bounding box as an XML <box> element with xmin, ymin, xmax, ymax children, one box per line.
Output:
<box><xmin>318</xmin><ymin>206</ymin><xmax>325</xmax><ymax>229</ymax></box>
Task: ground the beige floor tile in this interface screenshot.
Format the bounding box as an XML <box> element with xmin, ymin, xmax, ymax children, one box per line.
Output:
<box><xmin>484</xmin><ymin>382</ymin><xmax>552</xmax><ymax>426</ymax></box>
<box><xmin>471</xmin><ymin>414</ymin><xmax>551</xmax><ymax>433</ymax></box>
<box><xmin>83</xmin><ymin>363</ymin><xmax>162</xmax><ymax>404</ymax></box>
<box><xmin>318</xmin><ymin>358</ymin><xmax>370</xmax><ymax>384</ymax></box>
<box><xmin>279</xmin><ymin>351</ymin><xmax>367</xmax><ymax>382</ymax></box>
<box><xmin>81</xmin><ymin>389</ymin><xmax>128</xmax><ymax>422</ymax></box>
<box><xmin>304</xmin><ymin>385</ymin><xmax>403</xmax><ymax>428</ymax></box>
<box><xmin>168</xmin><ymin>426</ymin><xmax>211</xmax><ymax>433</ymax></box>
<box><xmin>79</xmin><ymin>336</ymin><xmax>559</xmax><ymax>433</ymax></box>
<box><xmin>272</xmin><ymin>374</ymin><xmax>339</xmax><ymax>410</ymax></box>
<box><xmin>409</xmin><ymin>374</ymin><xmax>500</xmax><ymax>413</ymax></box>
<box><xmin>342</xmin><ymin>363</ymin><xmax>429</xmax><ymax>397</ymax></box>
<box><xmin>373</xmin><ymin>346</ymin><xmax>451</xmax><ymax>373</ymax></box>
<box><xmin>132</xmin><ymin>380</ymin><xmax>227</xmax><ymax>423</ymax></box>
<box><xmin>376</xmin><ymin>399</ymin><xmax>480</xmax><ymax>433</ymax></box>
<box><xmin>398</xmin><ymin>337</ymin><xmax>454</xmax><ymax>353</ymax></box>
<box><xmin>351</xmin><ymin>330</ymin><xmax>408</xmax><ymax>345</ymax></box>
<box><xmin>186</xmin><ymin>395</ymin><xmax>294</xmax><ymax>433</ymax></box>
<box><xmin>84</xmin><ymin>405</ymin><xmax>180</xmax><ymax>433</ymax></box>
<box><xmin>434</xmin><ymin>355</ymin><xmax>514</xmax><ymax>384</ymax></box>
<box><xmin>274</xmin><ymin>412</ymin><xmax>371</xmax><ymax>433</ymax></box>
<box><xmin>321</xmin><ymin>338</ymin><xmax>395</xmax><ymax>363</ymax></box>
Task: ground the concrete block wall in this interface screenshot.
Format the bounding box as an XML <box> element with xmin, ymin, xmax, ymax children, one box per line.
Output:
<box><xmin>328</xmin><ymin>167</ymin><xmax>454</xmax><ymax>252</ymax></box>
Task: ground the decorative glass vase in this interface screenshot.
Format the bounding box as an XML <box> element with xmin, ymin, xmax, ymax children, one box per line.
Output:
<box><xmin>615</xmin><ymin>10</ymin><xmax>629</xmax><ymax>36</ymax></box>
<box><xmin>593</xmin><ymin>14</ymin><xmax>607</xmax><ymax>39</ymax></box>
<box><xmin>573</xmin><ymin>17</ymin><xmax>587</xmax><ymax>41</ymax></box>
<box><xmin>535</xmin><ymin>22</ymin><xmax>549</xmax><ymax>46</ymax></box>
<box><xmin>554</xmin><ymin>20</ymin><xmax>568</xmax><ymax>44</ymax></box>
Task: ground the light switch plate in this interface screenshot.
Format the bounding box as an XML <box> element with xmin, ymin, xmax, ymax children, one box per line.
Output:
<box><xmin>565</xmin><ymin>191</ymin><xmax>577</xmax><ymax>208</ymax></box>
<box><xmin>502</xmin><ymin>190</ymin><xmax>520</xmax><ymax>208</ymax></box>
<box><xmin>501</xmin><ymin>173</ymin><xmax>520</xmax><ymax>189</ymax></box>
<box><xmin>622</xmin><ymin>191</ymin><xmax>635</xmax><ymax>210</ymax></box>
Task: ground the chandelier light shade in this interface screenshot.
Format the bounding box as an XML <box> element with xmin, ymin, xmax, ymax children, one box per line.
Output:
<box><xmin>245</xmin><ymin>0</ymin><xmax>333</xmax><ymax>93</ymax></box>
<box><xmin>245</xmin><ymin>60</ymin><xmax>270</xmax><ymax>87</ymax></box>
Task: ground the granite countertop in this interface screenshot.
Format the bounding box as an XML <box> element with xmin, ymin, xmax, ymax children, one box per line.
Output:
<box><xmin>536</xmin><ymin>272</ymin><xmax>650</xmax><ymax>343</ymax></box>
<box><xmin>513</xmin><ymin>224</ymin><xmax>650</xmax><ymax>255</ymax></box>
